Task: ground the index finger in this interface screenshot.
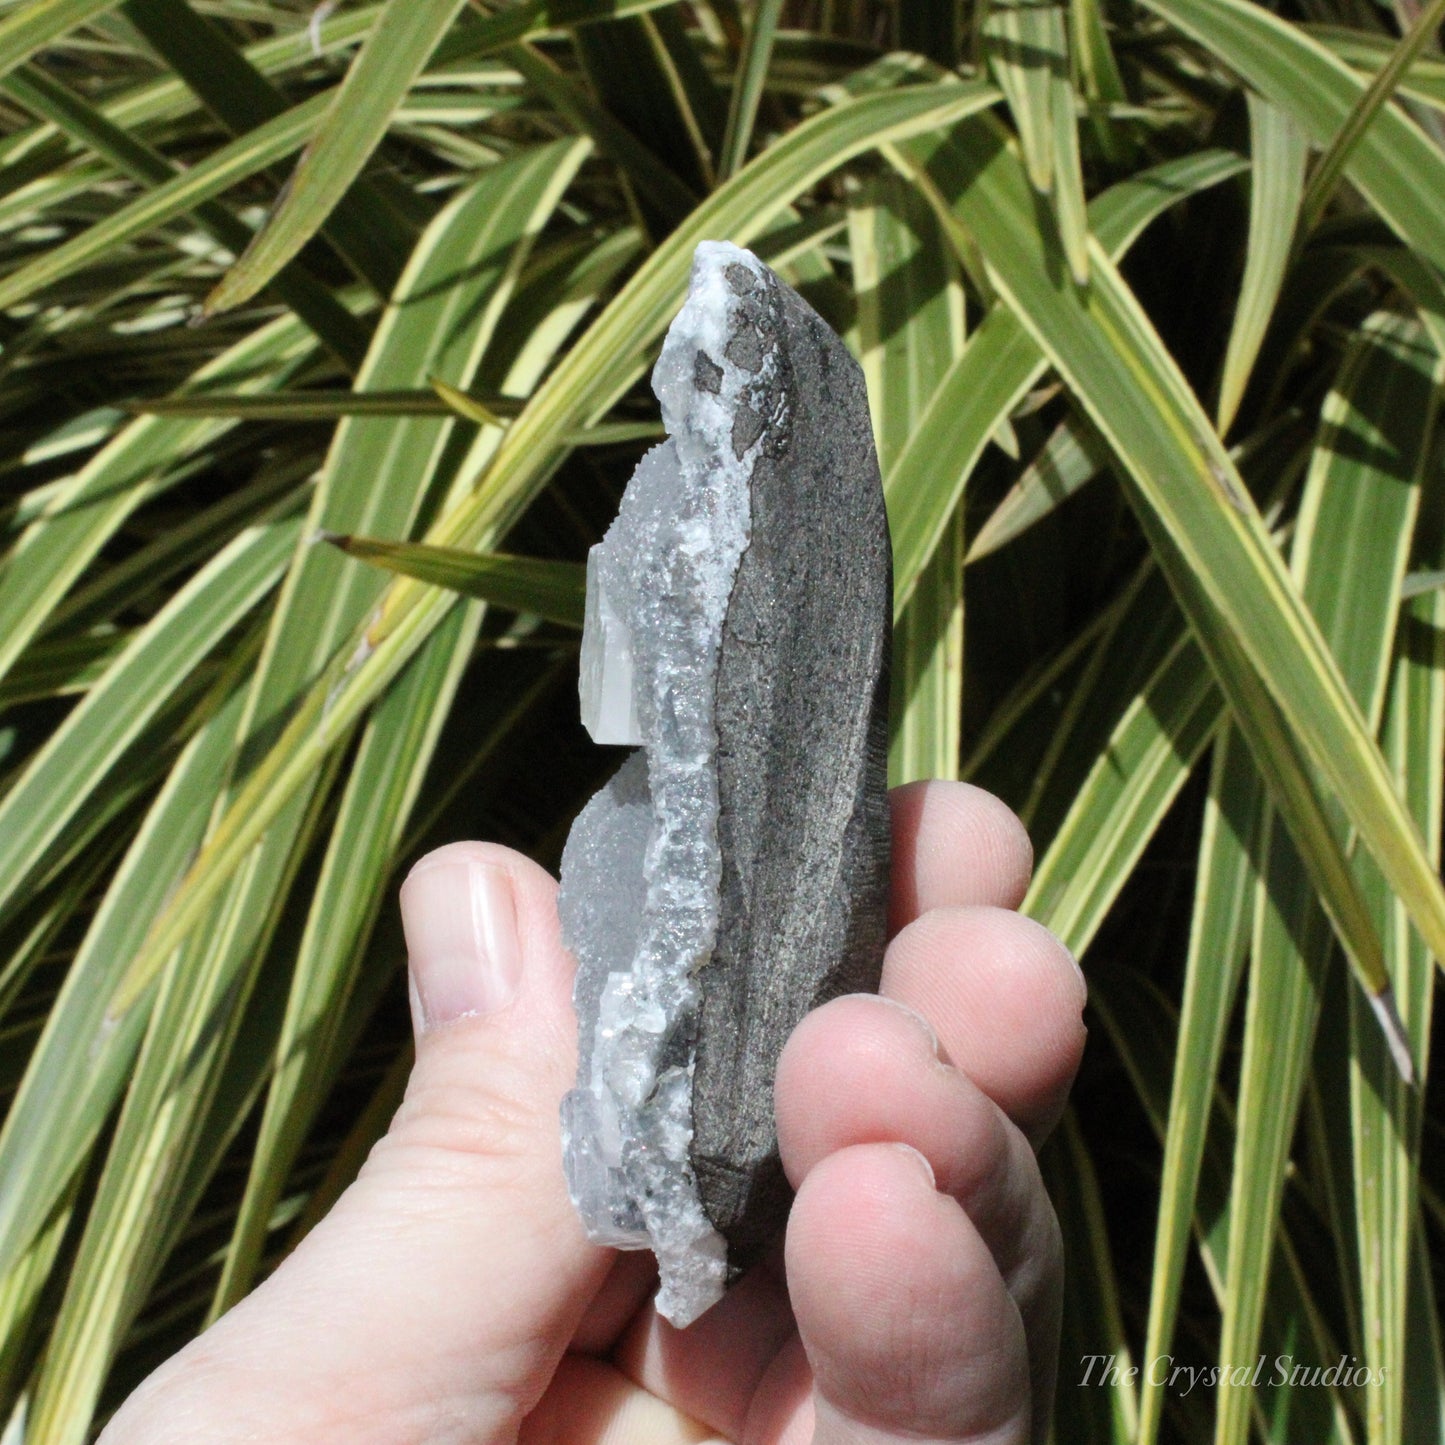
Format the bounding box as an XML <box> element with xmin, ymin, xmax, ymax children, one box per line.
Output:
<box><xmin>889</xmin><ymin>780</ymin><xmax>1034</xmax><ymax>935</ymax></box>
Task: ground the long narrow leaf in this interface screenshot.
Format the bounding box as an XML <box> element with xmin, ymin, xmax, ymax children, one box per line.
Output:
<box><xmin>0</xmin><ymin>90</ymin><xmax>332</xmax><ymax>313</ymax></box>
<box><xmin>719</xmin><ymin>0</ymin><xmax>784</xmax><ymax>180</ymax></box>
<box><xmin>928</xmin><ymin>117</ymin><xmax>1445</xmax><ymax>1035</ymax></box>
<box><xmin>1297</xmin><ymin>0</ymin><xmax>1445</xmax><ymax>238</ymax></box>
<box><xmin>1349</xmin><ymin>436</ymin><xmax>1445</xmax><ymax>1444</ymax></box>
<box><xmin>0</xmin><ymin>0</ymin><xmax>121</xmax><ymax>85</ymax></box>
<box><xmin>983</xmin><ymin>0</ymin><xmax>1089</xmax><ymax>281</ymax></box>
<box><xmin>846</xmin><ymin>172</ymin><xmax>966</xmax><ymax>784</ymax></box>
<box><xmin>0</xmin><ymin>313</ymin><xmax>313</xmax><ymax>698</ymax></box>
<box><xmin>1136</xmin><ymin>728</ymin><xmax>1262</xmax><ymax>1445</ymax></box>
<box><xmin>1025</xmin><ymin>632</ymin><xmax>1221</xmax><ymax>953</ymax></box>
<box><xmin>210</xmin><ymin>230</ymin><xmax>637</xmax><ymax>1313</ymax></box>
<box><xmin>1216</xmin><ymin>312</ymin><xmax>1434</xmax><ymax>1443</ymax></box>
<box><xmin>1216</xmin><ymin>96</ymin><xmax>1308</xmax><ymax>436</ymax></box>
<box><xmin>0</xmin><ymin>503</ymin><xmax>302</xmax><ymax>928</ymax></box>
<box><xmin>1142</xmin><ymin>0</ymin><xmax>1445</xmax><ymax>276</ymax></box>
<box><xmin>2</xmin><ymin>64</ymin><xmax>367</xmax><ymax>366</ymax></box>
<box><xmin>121</xmin><ymin>0</ymin><xmax>413</xmax><ymax>301</ymax></box>
<box><xmin>966</xmin><ymin>411</ymin><xmax>1107</xmax><ymax>563</ymax></box>
<box><xmin>0</xmin><ymin>647</ymin><xmax>259</xmax><ymax>1287</ymax></box>
<box><xmin>888</xmin><ymin>147</ymin><xmax>1248</xmax><ymax>606</ymax></box>
<box><xmin>203</xmin><ymin>0</ymin><xmax>469</xmax><ymax>314</ymax></box>
<box><xmin>324</xmin><ymin>535</ymin><xmax>585</xmax><ymax>627</ymax></box>
<box><xmin>105</xmin><ymin>81</ymin><xmax>1006</xmax><ymax>1010</ymax></box>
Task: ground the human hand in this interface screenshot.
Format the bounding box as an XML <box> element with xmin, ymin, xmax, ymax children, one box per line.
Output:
<box><xmin>101</xmin><ymin>779</ymin><xmax>1085</xmax><ymax>1445</ymax></box>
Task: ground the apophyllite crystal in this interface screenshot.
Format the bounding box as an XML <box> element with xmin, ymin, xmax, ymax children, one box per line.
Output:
<box><xmin>559</xmin><ymin>240</ymin><xmax>891</xmax><ymax>1326</ymax></box>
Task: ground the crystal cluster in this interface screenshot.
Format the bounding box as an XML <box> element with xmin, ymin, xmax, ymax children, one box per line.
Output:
<box><xmin>560</xmin><ymin>241</ymin><xmax>891</xmax><ymax>1327</ymax></box>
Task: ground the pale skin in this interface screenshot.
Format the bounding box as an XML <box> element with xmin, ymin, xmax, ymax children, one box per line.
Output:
<box><xmin>101</xmin><ymin>779</ymin><xmax>1086</xmax><ymax>1445</ymax></box>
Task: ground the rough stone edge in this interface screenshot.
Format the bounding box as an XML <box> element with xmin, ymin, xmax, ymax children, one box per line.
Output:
<box><xmin>559</xmin><ymin>241</ymin><xmax>780</xmax><ymax>1326</ymax></box>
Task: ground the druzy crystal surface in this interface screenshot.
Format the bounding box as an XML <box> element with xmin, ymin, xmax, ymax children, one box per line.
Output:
<box><xmin>559</xmin><ymin>241</ymin><xmax>891</xmax><ymax>1327</ymax></box>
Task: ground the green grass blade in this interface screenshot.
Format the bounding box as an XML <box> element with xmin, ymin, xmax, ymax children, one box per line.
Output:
<box><xmin>1046</xmin><ymin>1110</ymin><xmax>1138</xmax><ymax>1443</ymax></box>
<box><xmin>1025</xmin><ymin>631</ymin><xmax>1221</xmax><ymax>954</ymax></box>
<box><xmin>0</xmin><ymin>6</ymin><xmax>378</xmax><ymax>168</ymax></box>
<box><xmin>0</xmin><ymin>0</ymin><xmax>662</xmax><ymax>177</ymax></box>
<box><xmin>1141</xmin><ymin>0</ymin><xmax>1445</xmax><ymax>276</ymax></box>
<box><xmin>27</xmin><ymin>753</ymin><xmax>341</xmax><ymax>1444</ymax></box>
<box><xmin>211</xmin><ymin>645</ymin><xmax>560</xmax><ymax>1316</ymax></box>
<box><xmin>0</xmin><ymin>503</ymin><xmax>302</xmax><ymax>928</ymax></box>
<box><xmin>0</xmin><ymin>826</ymin><xmax>123</xmax><ymax>1020</ymax></box>
<box><xmin>1136</xmin><ymin>727</ymin><xmax>1262</xmax><ymax>1445</ymax></box>
<box><xmin>0</xmin><ymin>312</ymin><xmax>313</xmax><ymax>688</ymax></box>
<box><xmin>569</xmin><ymin>9</ymin><xmax>722</xmax><ymax>202</ymax></box>
<box><xmin>202</xmin><ymin>0</ymin><xmax>471</xmax><ymax>315</ymax></box>
<box><xmin>931</xmin><ymin>117</ymin><xmax>1445</xmax><ymax>1025</ymax></box>
<box><xmin>208</xmin><ymin>600</ymin><xmax>481</xmax><ymax>1318</ymax></box>
<box><xmin>1348</xmin><ymin>461</ymin><xmax>1445</xmax><ymax>1445</ymax></box>
<box><xmin>1216</xmin><ymin>96</ymin><xmax>1308</xmax><ymax>437</ymax></box>
<box><xmin>719</xmin><ymin>0</ymin><xmax>784</xmax><ymax>180</ymax></box>
<box><xmin>965</xmin><ymin>411</ymin><xmax>1106</xmax><ymax>563</ymax></box>
<box><xmin>1215</xmin><ymin>312</ymin><xmax>1435</xmax><ymax>1445</ymax></box>
<box><xmin>1047</xmin><ymin>25</ymin><xmax>1089</xmax><ymax>287</ymax></box>
<box><xmin>1306</xmin><ymin>23</ymin><xmax>1445</xmax><ymax>113</ymax></box>
<box><xmin>1070</xmin><ymin>0</ymin><xmax>1129</xmax><ymax>164</ymax></box>
<box><xmin>1297</xmin><ymin>0</ymin><xmax>1445</xmax><ymax>239</ymax></box>
<box><xmin>24</xmin><ymin>141</ymin><xmax>590</xmax><ymax>1430</ymax></box>
<box><xmin>215</xmin><ymin>137</ymin><xmax>590</xmax><ymax>767</ymax></box>
<box><xmin>428</xmin><ymin>378</ymin><xmax>505</xmax><ymax>426</ymax></box>
<box><xmin>984</xmin><ymin>0</ymin><xmax>1057</xmax><ymax>193</ymax></box>
<box><xmin>885</xmin><ymin>305</ymin><xmax>1042</xmax><ymax>610</ymax></box>
<box><xmin>50</xmin><ymin>457</ymin><xmax>314</xmax><ymax>636</ymax></box>
<box><xmin>208</xmin><ymin>229</ymin><xmax>634</xmax><ymax>1312</ymax></box>
<box><xmin>0</xmin><ymin>629</ymin><xmax>128</xmax><ymax>706</ymax></box>
<box><xmin>120</xmin><ymin>0</ymin><xmax>413</xmax><ymax>301</ymax></box>
<box><xmin>0</xmin><ymin>656</ymin><xmax>256</xmax><ymax>1289</ymax></box>
<box><xmin>0</xmin><ymin>1186</ymin><xmax>76</xmax><ymax>1407</ymax></box>
<box><xmin>849</xmin><ymin>173</ymin><xmax>965</xmax><ymax>474</ymax></box>
<box><xmin>983</xmin><ymin>0</ymin><xmax>1089</xmax><ymax>281</ymax></box>
<box><xmin>1405</xmin><ymin>1216</ymin><xmax>1445</xmax><ymax>1431</ymax></box>
<box><xmin>889</xmin><ymin>509</ymin><xmax>964</xmax><ymax>786</ymax></box>
<box><xmin>323</xmin><ymin>536</ymin><xmax>585</xmax><ymax>627</ymax></box>
<box><xmin>431</xmin><ymin>0</ymin><xmax>681</xmax><ymax>66</ymax></box>
<box><xmin>0</xmin><ymin>0</ymin><xmax>121</xmax><ymax>85</ymax></box>
<box><xmin>134</xmin><ymin>389</ymin><xmax>497</xmax><ymax>419</ymax></box>
<box><xmin>0</xmin><ymin>89</ymin><xmax>331</xmax><ymax>313</ymax></box>
<box><xmin>846</xmin><ymin>168</ymin><xmax>966</xmax><ymax>786</ymax></box>
<box><xmin>132</xmin><ymin>385</ymin><xmax>663</xmax><ymax>445</ymax></box>
<box><xmin>505</xmin><ymin>40</ymin><xmax>700</xmax><ymax>228</ymax></box>
<box><xmin>887</xmin><ymin>146</ymin><xmax>1246</xmax><ymax>606</ymax></box>
<box><xmin>1343</xmin><ymin>244</ymin><xmax>1445</xmax><ymax>364</ymax></box>
<box><xmin>1089</xmin><ymin>965</ymin><xmax>1360</xmax><ymax>1443</ymax></box>
<box><xmin>1014</xmin><ymin>563</ymin><xmax>1181</xmax><ymax>847</ymax></box>
<box><xmin>1</xmin><ymin>64</ymin><xmax>368</xmax><ymax>367</ymax></box>
<box><xmin>1216</xmin><ymin>820</ymin><xmax>1339</xmax><ymax>1445</ymax></box>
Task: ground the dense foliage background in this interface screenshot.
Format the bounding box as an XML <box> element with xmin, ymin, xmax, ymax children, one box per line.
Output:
<box><xmin>0</xmin><ymin>0</ymin><xmax>1442</xmax><ymax>1439</ymax></box>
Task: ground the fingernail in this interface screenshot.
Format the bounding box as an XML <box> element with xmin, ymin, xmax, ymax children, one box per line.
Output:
<box><xmin>893</xmin><ymin>1143</ymin><xmax>937</xmax><ymax>1189</ymax></box>
<box><xmin>401</xmin><ymin>858</ymin><xmax>521</xmax><ymax>1031</ymax></box>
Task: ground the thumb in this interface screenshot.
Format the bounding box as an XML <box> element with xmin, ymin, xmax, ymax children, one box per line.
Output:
<box><xmin>103</xmin><ymin>842</ymin><xmax>614</xmax><ymax>1445</ymax></box>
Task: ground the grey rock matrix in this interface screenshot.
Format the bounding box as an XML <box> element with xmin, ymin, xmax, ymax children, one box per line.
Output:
<box><xmin>559</xmin><ymin>240</ymin><xmax>891</xmax><ymax>1325</ymax></box>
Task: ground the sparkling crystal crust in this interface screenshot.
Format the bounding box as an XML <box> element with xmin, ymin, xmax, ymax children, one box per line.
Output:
<box><xmin>560</xmin><ymin>240</ymin><xmax>891</xmax><ymax>1328</ymax></box>
<box><xmin>560</xmin><ymin>242</ymin><xmax>771</xmax><ymax>1324</ymax></box>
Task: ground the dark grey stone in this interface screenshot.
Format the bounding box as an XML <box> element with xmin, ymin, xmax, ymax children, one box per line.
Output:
<box><xmin>690</xmin><ymin>257</ymin><xmax>893</xmax><ymax>1279</ymax></box>
<box><xmin>560</xmin><ymin>241</ymin><xmax>891</xmax><ymax>1319</ymax></box>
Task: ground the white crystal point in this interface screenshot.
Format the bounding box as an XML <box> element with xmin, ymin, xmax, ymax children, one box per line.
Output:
<box><xmin>560</xmin><ymin>241</ymin><xmax>774</xmax><ymax>1327</ymax></box>
<box><xmin>579</xmin><ymin>550</ymin><xmax>640</xmax><ymax>744</ymax></box>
